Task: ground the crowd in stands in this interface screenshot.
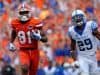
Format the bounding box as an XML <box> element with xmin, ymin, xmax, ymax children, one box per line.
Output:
<box><xmin>0</xmin><ymin>0</ymin><xmax>100</xmax><ymax>75</ymax></box>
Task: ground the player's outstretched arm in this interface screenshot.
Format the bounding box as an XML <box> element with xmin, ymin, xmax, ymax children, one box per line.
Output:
<box><xmin>8</xmin><ymin>29</ymin><xmax>17</xmax><ymax>52</ymax></box>
<box><xmin>93</xmin><ymin>29</ymin><xmax>100</xmax><ymax>40</ymax></box>
<box><xmin>70</xmin><ymin>38</ymin><xmax>77</xmax><ymax>60</ymax></box>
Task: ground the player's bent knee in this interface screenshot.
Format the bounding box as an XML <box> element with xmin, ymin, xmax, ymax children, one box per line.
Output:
<box><xmin>21</xmin><ymin>65</ymin><xmax>29</xmax><ymax>75</ymax></box>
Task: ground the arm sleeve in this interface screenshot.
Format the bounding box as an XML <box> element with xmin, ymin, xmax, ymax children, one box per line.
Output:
<box><xmin>91</xmin><ymin>21</ymin><xmax>98</xmax><ymax>32</ymax></box>
<box><xmin>67</xmin><ymin>28</ymin><xmax>72</xmax><ymax>38</ymax></box>
<box><xmin>35</xmin><ymin>22</ymin><xmax>44</xmax><ymax>30</ymax></box>
<box><xmin>11</xmin><ymin>21</ymin><xmax>16</xmax><ymax>30</ymax></box>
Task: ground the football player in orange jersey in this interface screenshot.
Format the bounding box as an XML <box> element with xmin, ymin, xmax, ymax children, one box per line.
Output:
<box><xmin>8</xmin><ymin>3</ymin><xmax>47</xmax><ymax>75</ymax></box>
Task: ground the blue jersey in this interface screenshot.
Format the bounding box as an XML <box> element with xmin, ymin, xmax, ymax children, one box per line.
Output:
<box><xmin>68</xmin><ymin>21</ymin><xmax>98</xmax><ymax>56</ymax></box>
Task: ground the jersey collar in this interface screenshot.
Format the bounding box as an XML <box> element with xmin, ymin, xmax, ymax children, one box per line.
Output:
<box><xmin>74</xmin><ymin>23</ymin><xmax>86</xmax><ymax>35</ymax></box>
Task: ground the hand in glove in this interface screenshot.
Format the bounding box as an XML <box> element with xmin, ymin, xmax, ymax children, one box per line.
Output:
<box><xmin>31</xmin><ymin>30</ymin><xmax>42</xmax><ymax>40</ymax></box>
<box><xmin>8</xmin><ymin>43</ymin><xmax>16</xmax><ymax>52</ymax></box>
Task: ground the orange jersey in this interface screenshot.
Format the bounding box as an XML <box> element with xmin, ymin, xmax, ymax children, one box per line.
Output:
<box><xmin>11</xmin><ymin>18</ymin><xmax>43</xmax><ymax>49</ymax></box>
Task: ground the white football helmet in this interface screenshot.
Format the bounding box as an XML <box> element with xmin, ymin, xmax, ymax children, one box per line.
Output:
<box><xmin>17</xmin><ymin>3</ymin><xmax>32</xmax><ymax>22</ymax></box>
<box><xmin>71</xmin><ymin>9</ymin><xmax>86</xmax><ymax>26</ymax></box>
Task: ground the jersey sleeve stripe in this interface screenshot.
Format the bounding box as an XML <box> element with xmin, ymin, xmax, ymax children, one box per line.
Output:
<box><xmin>35</xmin><ymin>23</ymin><xmax>43</xmax><ymax>27</ymax></box>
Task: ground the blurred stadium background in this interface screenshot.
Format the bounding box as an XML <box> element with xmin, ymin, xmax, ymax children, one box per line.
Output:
<box><xmin>0</xmin><ymin>0</ymin><xmax>100</xmax><ymax>75</ymax></box>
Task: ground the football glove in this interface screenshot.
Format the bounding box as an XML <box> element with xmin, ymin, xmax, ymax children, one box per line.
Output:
<box><xmin>71</xmin><ymin>61</ymin><xmax>80</xmax><ymax>68</ymax></box>
<box><xmin>8</xmin><ymin>43</ymin><xmax>16</xmax><ymax>52</ymax></box>
<box><xmin>31</xmin><ymin>30</ymin><xmax>42</xmax><ymax>40</ymax></box>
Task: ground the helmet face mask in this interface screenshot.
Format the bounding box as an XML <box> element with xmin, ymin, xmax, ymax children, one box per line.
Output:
<box><xmin>19</xmin><ymin>11</ymin><xmax>29</xmax><ymax>15</ymax></box>
<box><xmin>72</xmin><ymin>10</ymin><xmax>86</xmax><ymax>27</ymax></box>
<box><xmin>18</xmin><ymin>10</ymin><xmax>31</xmax><ymax>22</ymax></box>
